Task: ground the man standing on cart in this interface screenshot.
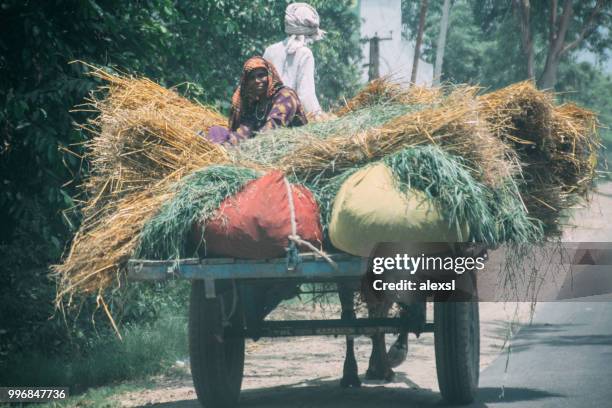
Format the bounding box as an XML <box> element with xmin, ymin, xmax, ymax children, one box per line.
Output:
<box><xmin>264</xmin><ymin>2</ymin><xmax>325</xmax><ymax>120</ymax></box>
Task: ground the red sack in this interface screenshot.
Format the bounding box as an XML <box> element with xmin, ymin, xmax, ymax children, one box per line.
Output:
<box><xmin>195</xmin><ymin>171</ymin><xmax>323</xmax><ymax>259</ymax></box>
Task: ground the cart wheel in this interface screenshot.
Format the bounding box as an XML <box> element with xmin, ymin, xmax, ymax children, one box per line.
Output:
<box><xmin>189</xmin><ymin>280</ymin><xmax>245</xmax><ymax>408</ymax></box>
<box><xmin>434</xmin><ymin>299</ymin><xmax>480</xmax><ymax>404</ymax></box>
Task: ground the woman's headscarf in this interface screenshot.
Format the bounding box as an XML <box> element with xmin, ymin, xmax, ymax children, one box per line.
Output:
<box><xmin>229</xmin><ymin>56</ymin><xmax>284</xmax><ymax>131</ymax></box>
<box><xmin>284</xmin><ymin>3</ymin><xmax>326</xmax><ymax>54</ymax></box>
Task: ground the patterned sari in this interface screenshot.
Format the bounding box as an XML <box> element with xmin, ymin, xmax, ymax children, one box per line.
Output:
<box><xmin>207</xmin><ymin>56</ymin><xmax>308</xmax><ymax>145</ymax></box>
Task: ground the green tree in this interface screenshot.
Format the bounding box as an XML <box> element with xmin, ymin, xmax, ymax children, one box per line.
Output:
<box><xmin>401</xmin><ymin>0</ymin><xmax>611</xmax><ymax>147</ymax></box>
<box><xmin>505</xmin><ymin>0</ymin><xmax>610</xmax><ymax>89</ymax></box>
<box><xmin>402</xmin><ymin>0</ymin><xmax>611</xmax><ymax>88</ymax></box>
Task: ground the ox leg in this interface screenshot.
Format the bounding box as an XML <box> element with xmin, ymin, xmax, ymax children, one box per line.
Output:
<box><xmin>388</xmin><ymin>306</ymin><xmax>410</xmax><ymax>368</ymax></box>
<box><xmin>388</xmin><ymin>332</ymin><xmax>408</xmax><ymax>368</ymax></box>
<box><xmin>365</xmin><ymin>302</ymin><xmax>395</xmax><ymax>382</ymax></box>
<box><xmin>389</xmin><ymin>301</ymin><xmax>427</xmax><ymax>367</ymax></box>
<box><xmin>338</xmin><ymin>284</ymin><xmax>361</xmax><ymax>388</ymax></box>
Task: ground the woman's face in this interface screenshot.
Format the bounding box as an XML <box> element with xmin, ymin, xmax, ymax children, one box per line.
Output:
<box><xmin>246</xmin><ymin>68</ymin><xmax>268</xmax><ymax>100</ymax></box>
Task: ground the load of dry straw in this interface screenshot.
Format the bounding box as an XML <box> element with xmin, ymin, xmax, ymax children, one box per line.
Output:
<box><xmin>54</xmin><ymin>72</ymin><xmax>599</xmax><ymax>303</ymax></box>
<box><xmin>56</xmin><ymin>184</ymin><xmax>174</xmax><ymax>300</ymax></box>
<box><xmin>79</xmin><ymin>68</ymin><xmax>229</xmax><ymax>208</ymax></box>
<box><xmin>279</xmin><ymin>85</ymin><xmax>517</xmax><ymax>189</ymax></box>
<box><xmin>54</xmin><ymin>68</ymin><xmax>229</xmax><ymax>302</ymax></box>
<box><xmin>334</xmin><ymin>77</ymin><xmax>442</xmax><ymax>116</ymax></box>
<box><xmin>478</xmin><ymin>81</ymin><xmax>600</xmax><ymax>234</ymax></box>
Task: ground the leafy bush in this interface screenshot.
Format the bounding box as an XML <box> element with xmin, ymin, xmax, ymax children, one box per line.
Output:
<box><xmin>0</xmin><ymin>309</ymin><xmax>188</xmax><ymax>391</ymax></box>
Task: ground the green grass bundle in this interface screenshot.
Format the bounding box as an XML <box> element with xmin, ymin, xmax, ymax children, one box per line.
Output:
<box><xmin>384</xmin><ymin>146</ymin><xmax>543</xmax><ymax>245</ymax></box>
<box><xmin>136</xmin><ymin>165</ymin><xmax>260</xmax><ymax>260</ymax></box>
<box><xmin>299</xmin><ymin>167</ymin><xmax>360</xmax><ymax>237</ymax></box>
<box><xmin>304</xmin><ymin>146</ymin><xmax>543</xmax><ymax>247</ymax></box>
<box><xmin>229</xmin><ymin>102</ymin><xmax>427</xmax><ymax>170</ymax></box>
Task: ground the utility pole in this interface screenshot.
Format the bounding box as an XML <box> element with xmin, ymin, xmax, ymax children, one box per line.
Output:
<box><xmin>362</xmin><ymin>32</ymin><xmax>393</xmax><ymax>81</ymax></box>
<box><xmin>369</xmin><ymin>36</ymin><xmax>381</xmax><ymax>80</ymax></box>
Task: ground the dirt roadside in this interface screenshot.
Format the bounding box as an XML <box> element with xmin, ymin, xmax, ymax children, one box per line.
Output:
<box><xmin>115</xmin><ymin>182</ymin><xmax>612</xmax><ymax>408</ymax></box>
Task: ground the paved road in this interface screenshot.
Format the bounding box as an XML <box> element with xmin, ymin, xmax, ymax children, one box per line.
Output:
<box><xmin>234</xmin><ymin>297</ymin><xmax>612</xmax><ymax>408</ymax></box>
<box><xmin>466</xmin><ymin>181</ymin><xmax>612</xmax><ymax>407</ymax></box>
<box><xmin>469</xmin><ymin>297</ymin><xmax>612</xmax><ymax>407</ymax></box>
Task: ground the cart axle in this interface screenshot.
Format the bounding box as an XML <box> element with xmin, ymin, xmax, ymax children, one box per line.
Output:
<box><xmin>227</xmin><ymin>318</ymin><xmax>434</xmax><ymax>338</ymax></box>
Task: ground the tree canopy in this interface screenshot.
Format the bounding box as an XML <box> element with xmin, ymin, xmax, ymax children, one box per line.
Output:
<box><xmin>402</xmin><ymin>0</ymin><xmax>612</xmax><ymax>141</ymax></box>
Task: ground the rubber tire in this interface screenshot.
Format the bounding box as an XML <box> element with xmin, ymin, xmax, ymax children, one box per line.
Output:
<box><xmin>189</xmin><ymin>281</ymin><xmax>245</xmax><ymax>408</ymax></box>
<box><xmin>434</xmin><ymin>300</ymin><xmax>480</xmax><ymax>405</ymax></box>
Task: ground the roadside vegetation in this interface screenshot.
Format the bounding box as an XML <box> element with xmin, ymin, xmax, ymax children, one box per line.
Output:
<box><xmin>0</xmin><ymin>281</ymin><xmax>189</xmax><ymax>390</ymax></box>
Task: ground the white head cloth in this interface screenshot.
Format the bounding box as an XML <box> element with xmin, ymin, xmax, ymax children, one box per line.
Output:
<box><xmin>284</xmin><ymin>3</ymin><xmax>325</xmax><ymax>54</ymax></box>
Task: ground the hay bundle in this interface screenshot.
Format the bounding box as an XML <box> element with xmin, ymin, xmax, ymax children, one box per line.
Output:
<box><xmin>335</xmin><ymin>77</ymin><xmax>442</xmax><ymax>116</ymax></box>
<box><xmin>478</xmin><ymin>82</ymin><xmax>600</xmax><ymax>234</ymax></box>
<box><xmin>55</xmin><ymin>69</ymin><xmax>230</xmax><ymax>300</ymax></box>
<box><xmin>83</xmin><ymin>108</ymin><xmax>227</xmax><ymax>209</ymax></box>
<box><xmin>55</xmin><ymin>183</ymin><xmax>175</xmax><ymax>300</ymax></box>
<box><xmin>89</xmin><ymin>68</ymin><xmax>228</xmax><ymax>127</ymax></box>
<box><xmin>478</xmin><ymin>81</ymin><xmax>557</xmax><ymax>232</ymax></box>
<box><xmin>80</xmin><ymin>68</ymin><xmax>228</xmax><ymax>213</ymax></box>
<box><xmin>550</xmin><ymin>103</ymin><xmax>600</xmax><ymax>196</ymax></box>
<box><xmin>479</xmin><ymin>81</ymin><xmax>554</xmax><ymax>150</ymax></box>
<box><xmin>279</xmin><ymin>86</ymin><xmax>516</xmax><ymax>189</ymax></box>
<box><xmin>524</xmin><ymin>103</ymin><xmax>600</xmax><ymax>234</ymax></box>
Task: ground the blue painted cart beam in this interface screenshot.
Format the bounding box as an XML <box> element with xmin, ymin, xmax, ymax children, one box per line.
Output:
<box><xmin>128</xmin><ymin>253</ymin><xmax>367</xmax><ymax>282</ymax></box>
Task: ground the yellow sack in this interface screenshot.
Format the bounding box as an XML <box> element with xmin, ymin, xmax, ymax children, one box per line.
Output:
<box><xmin>329</xmin><ymin>164</ymin><xmax>467</xmax><ymax>256</ymax></box>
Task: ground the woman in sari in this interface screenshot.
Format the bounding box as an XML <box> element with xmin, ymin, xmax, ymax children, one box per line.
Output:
<box><xmin>206</xmin><ymin>56</ymin><xmax>308</xmax><ymax>145</ymax></box>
